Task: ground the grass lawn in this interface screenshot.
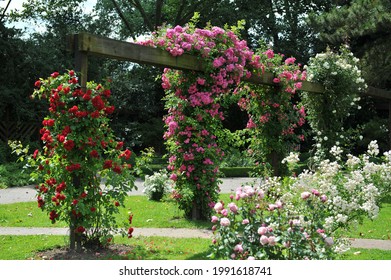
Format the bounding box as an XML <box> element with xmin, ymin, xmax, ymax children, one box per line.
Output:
<box><xmin>0</xmin><ymin>194</ymin><xmax>390</xmax><ymax>260</ymax></box>
<box><xmin>0</xmin><ymin>235</ymin><xmax>211</xmax><ymax>260</ymax></box>
<box><xmin>347</xmin><ymin>199</ymin><xmax>391</xmax><ymax>240</ymax></box>
<box><xmin>0</xmin><ymin>196</ymin><xmax>212</xmax><ymax>229</ymax></box>
<box><xmin>0</xmin><ymin>194</ymin><xmax>389</xmax><ymax>240</ymax></box>
<box><xmin>0</xmin><ymin>235</ymin><xmax>390</xmax><ymax>260</ymax></box>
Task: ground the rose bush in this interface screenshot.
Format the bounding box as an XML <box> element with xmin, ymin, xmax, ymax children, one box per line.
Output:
<box><xmin>301</xmin><ymin>45</ymin><xmax>367</xmax><ymax>161</ymax></box>
<box><xmin>238</xmin><ymin>48</ymin><xmax>306</xmax><ymax>176</ymax></box>
<box><xmin>28</xmin><ymin>70</ymin><xmax>136</xmax><ymax>250</ymax></box>
<box><xmin>141</xmin><ymin>21</ymin><xmax>256</xmax><ymax>219</ymax></box>
<box><xmin>141</xmin><ymin>20</ymin><xmax>306</xmax><ymax>219</ymax></box>
<box><xmin>142</xmin><ymin>169</ymin><xmax>172</xmax><ymax>201</ymax></box>
<box><xmin>210</xmin><ymin>141</ymin><xmax>389</xmax><ymax>260</ymax></box>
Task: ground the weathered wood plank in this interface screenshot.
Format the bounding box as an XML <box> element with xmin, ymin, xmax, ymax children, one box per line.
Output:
<box><xmin>70</xmin><ymin>33</ymin><xmax>327</xmax><ymax>93</ymax></box>
<box><xmin>76</xmin><ymin>33</ymin><xmax>204</xmax><ymax>72</ymax></box>
<box><xmin>365</xmin><ymin>86</ymin><xmax>391</xmax><ymax>100</ymax></box>
<box><xmin>70</xmin><ymin>33</ymin><xmax>391</xmax><ymax>98</ymax></box>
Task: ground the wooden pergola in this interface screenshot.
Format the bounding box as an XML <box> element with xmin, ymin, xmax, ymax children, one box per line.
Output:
<box><xmin>67</xmin><ymin>32</ymin><xmax>391</xmax><ymax>147</ymax></box>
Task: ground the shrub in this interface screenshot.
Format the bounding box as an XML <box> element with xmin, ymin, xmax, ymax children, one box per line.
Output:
<box><xmin>142</xmin><ymin>169</ymin><xmax>172</xmax><ymax>201</ymax></box>
<box><xmin>24</xmin><ymin>71</ymin><xmax>136</xmax><ymax>250</ymax></box>
<box><xmin>0</xmin><ymin>162</ymin><xmax>31</xmax><ymax>188</ymax></box>
<box><xmin>210</xmin><ymin>141</ymin><xmax>388</xmax><ymax>260</ymax></box>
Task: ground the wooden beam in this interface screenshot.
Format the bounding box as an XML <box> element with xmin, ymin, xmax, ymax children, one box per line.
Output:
<box><xmin>74</xmin><ymin>33</ymin><xmax>204</xmax><ymax>72</ymax></box>
<box><xmin>364</xmin><ymin>86</ymin><xmax>391</xmax><ymax>100</ymax></box>
<box><xmin>69</xmin><ymin>33</ymin><xmax>391</xmax><ymax>99</ymax></box>
<box><xmin>69</xmin><ymin>33</ymin><xmax>327</xmax><ymax>93</ymax></box>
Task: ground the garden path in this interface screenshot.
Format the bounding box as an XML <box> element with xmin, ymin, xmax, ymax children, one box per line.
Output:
<box><xmin>0</xmin><ymin>177</ymin><xmax>261</xmax><ymax>204</ymax></box>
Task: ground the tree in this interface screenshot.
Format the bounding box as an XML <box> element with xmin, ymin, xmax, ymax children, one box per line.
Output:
<box><xmin>309</xmin><ymin>0</ymin><xmax>391</xmax><ymax>88</ymax></box>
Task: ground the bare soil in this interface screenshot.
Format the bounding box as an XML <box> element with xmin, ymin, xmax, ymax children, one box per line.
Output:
<box><xmin>33</xmin><ymin>244</ymin><xmax>135</xmax><ymax>260</ymax></box>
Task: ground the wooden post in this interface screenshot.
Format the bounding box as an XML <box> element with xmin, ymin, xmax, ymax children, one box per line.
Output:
<box><xmin>389</xmin><ymin>101</ymin><xmax>391</xmax><ymax>150</ymax></box>
<box><xmin>70</xmin><ymin>175</ymin><xmax>82</xmax><ymax>252</ymax></box>
<box><xmin>70</xmin><ymin>34</ymin><xmax>88</xmax><ymax>89</ymax></box>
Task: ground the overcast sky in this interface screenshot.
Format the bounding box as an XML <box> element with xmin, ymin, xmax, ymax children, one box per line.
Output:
<box><xmin>1</xmin><ymin>0</ymin><xmax>96</xmax><ymax>12</ymax></box>
<box><xmin>1</xmin><ymin>0</ymin><xmax>97</xmax><ymax>32</ymax></box>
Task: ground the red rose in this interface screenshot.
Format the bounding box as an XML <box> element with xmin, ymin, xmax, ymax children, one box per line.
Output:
<box><xmin>65</xmin><ymin>163</ymin><xmax>81</xmax><ymax>172</ymax></box>
<box><xmin>34</xmin><ymin>80</ymin><xmax>41</xmax><ymax>87</ymax></box>
<box><xmin>104</xmin><ymin>106</ymin><xmax>115</xmax><ymax>114</ymax></box>
<box><xmin>72</xmin><ymin>199</ymin><xmax>78</xmax><ymax>205</ymax></box>
<box><xmin>49</xmin><ymin>210</ymin><xmax>58</xmax><ymax>221</ymax></box>
<box><xmin>75</xmin><ymin>111</ymin><xmax>88</xmax><ymax>118</ymax></box>
<box><xmin>92</xmin><ymin>95</ymin><xmax>105</xmax><ymax>110</ymax></box>
<box><xmin>114</xmin><ymin>201</ymin><xmax>120</xmax><ymax>207</ymax></box>
<box><xmin>80</xmin><ymin>192</ymin><xmax>87</xmax><ymax>198</ymax></box>
<box><xmin>64</xmin><ymin>140</ymin><xmax>75</xmax><ymax>151</ymax></box>
<box><xmin>46</xmin><ymin>119</ymin><xmax>55</xmax><ymax>126</ymax></box>
<box><xmin>33</xmin><ymin>149</ymin><xmax>39</xmax><ymax>159</ymax></box>
<box><xmin>113</xmin><ymin>164</ymin><xmax>122</xmax><ymax>174</ymax></box>
<box><xmin>55</xmin><ymin>182</ymin><xmax>66</xmax><ymax>192</ymax></box>
<box><xmin>70</xmin><ymin>77</ymin><xmax>78</xmax><ymax>84</ymax></box>
<box><xmin>103</xmin><ymin>160</ymin><xmax>113</xmax><ymax>169</ymax></box>
<box><xmin>127</xmin><ymin>227</ymin><xmax>134</xmax><ymax>238</ymax></box>
<box><xmin>37</xmin><ymin>196</ymin><xmax>45</xmax><ymax>208</ymax></box>
<box><xmin>116</xmin><ymin>141</ymin><xmax>124</xmax><ymax>150</ymax></box>
<box><xmin>102</xmin><ymin>89</ymin><xmax>111</xmax><ymax>98</ymax></box>
<box><xmin>69</xmin><ymin>70</ymin><xmax>75</xmax><ymax>76</ymax></box>
<box><xmin>90</xmin><ymin>207</ymin><xmax>96</xmax><ymax>212</ymax></box>
<box><xmin>90</xmin><ymin>150</ymin><xmax>99</xmax><ymax>158</ymax></box>
<box><xmin>61</xmin><ymin>126</ymin><xmax>71</xmax><ymax>137</ymax></box>
<box><xmin>76</xmin><ymin>226</ymin><xmax>85</xmax><ymax>233</ymax></box>
<box><xmin>83</xmin><ymin>93</ymin><xmax>91</xmax><ymax>101</ymax></box>
<box><xmin>51</xmin><ymin>72</ymin><xmax>59</xmax><ymax>78</ymax></box>
<box><xmin>63</xmin><ymin>86</ymin><xmax>71</xmax><ymax>94</ymax></box>
<box><xmin>90</xmin><ymin>110</ymin><xmax>100</xmax><ymax>118</ymax></box>
<box><xmin>57</xmin><ymin>135</ymin><xmax>65</xmax><ymax>143</ymax></box>
<box><xmin>119</xmin><ymin>149</ymin><xmax>132</xmax><ymax>160</ymax></box>
<box><xmin>68</xmin><ymin>105</ymin><xmax>79</xmax><ymax>114</ymax></box>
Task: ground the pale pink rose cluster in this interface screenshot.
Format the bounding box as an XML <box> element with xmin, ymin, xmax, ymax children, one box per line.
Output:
<box><xmin>300</xmin><ymin>189</ymin><xmax>327</xmax><ymax>203</ymax></box>
<box><xmin>258</xmin><ymin>226</ymin><xmax>276</xmax><ymax>246</ymax></box>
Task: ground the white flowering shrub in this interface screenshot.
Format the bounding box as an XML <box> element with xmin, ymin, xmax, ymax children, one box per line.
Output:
<box><xmin>142</xmin><ymin>170</ymin><xmax>172</xmax><ymax>201</ymax></box>
<box><xmin>210</xmin><ymin>141</ymin><xmax>389</xmax><ymax>260</ymax></box>
<box><xmin>301</xmin><ymin>45</ymin><xmax>367</xmax><ymax>160</ymax></box>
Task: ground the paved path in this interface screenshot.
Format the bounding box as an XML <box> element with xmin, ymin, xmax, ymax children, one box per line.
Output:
<box><xmin>1</xmin><ymin>178</ymin><xmax>390</xmax><ymax>251</ymax></box>
<box><xmin>0</xmin><ymin>177</ymin><xmax>259</xmax><ymax>204</ymax></box>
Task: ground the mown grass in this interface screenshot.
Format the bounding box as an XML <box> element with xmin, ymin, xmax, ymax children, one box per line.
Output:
<box><xmin>0</xmin><ymin>194</ymin><xmax>389</xmax><ymax>241</ymax></box>
<box><xmin>0</xmin><ymin>235</ymin><xmax>210</xmax><ymax>260</ymax></box>
<box><xmin>348</xmin><ymin>199</ymin><xmax>391</xmax><ymax>240</ymax></box>
<box><xmin>0</xmin><ymin>235</ymin><xmax>390</xmax><ymax>260</ymax></box>
<box><xmin>0</xmin><ymin>194</ymin><xmax>390</xmax><ymax>260</ymax></box>
<box><xmin>0</xmin><ymin>196</ymin><xmax>213</xmax><ymax>229</ymax></box>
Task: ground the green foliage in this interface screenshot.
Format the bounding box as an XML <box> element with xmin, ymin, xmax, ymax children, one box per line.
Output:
<box><xmin>210</xmin><ymin>143</ymin><xmax>389</xmax><ymax>260</ymax></box>
<box><xmin>142</xmin><ymin>169</ymin><xmax>172</xmax><ymax>201</ymax></box>
<box><xmin>301</xmin><ymin>45</ymin><xmax>367</xmax><ymax>160</ymax></box>
<box><xmin>0</xmin><ymin>163</ymin><xmax>31</xmax><ymax>188</ymax></box>
<box><xmin>26</xmin><ymin>71</ymin><xmax>136</xmax><ymax>249</ymax></box>
<box><xmin>309</xmin><ymin>0</ymin><xmax>391</xmax><ymax>88</ymax></box>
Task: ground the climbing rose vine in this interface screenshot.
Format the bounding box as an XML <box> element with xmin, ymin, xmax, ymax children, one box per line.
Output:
<box><xmin>142</xmin><ymin>23</ymin><xmax>255</xmax><ymax>219</ymax></box>
<box><xmin>142</xmin><ymin>20</ymin><xmax>306</xmax><ymax>219</ymax></box>
<box><xmin>301</xmin><ymin>45</ymin><xmax>367</xmax><ymax>161</ymax></box>
<box><xmin>29</xmin><ymin>70</ymin><xmax>135</xmax><ymax>249</ymax></box>
<box><xmin>238</xmin><ymin>48</ymin><xmax>306</xmax><ymax>176</ymax></box>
